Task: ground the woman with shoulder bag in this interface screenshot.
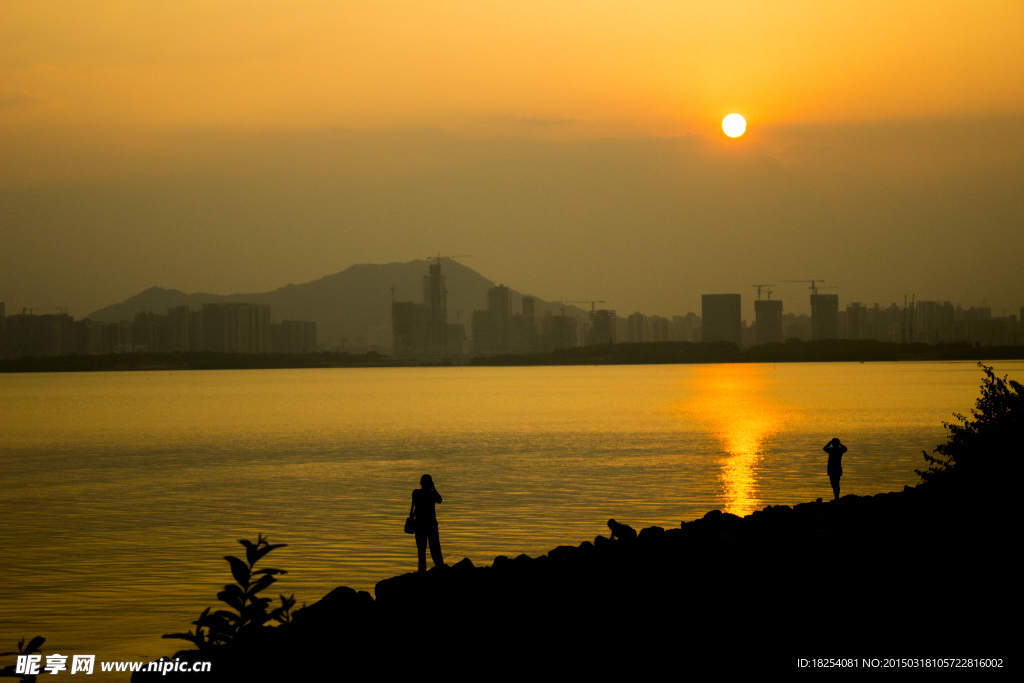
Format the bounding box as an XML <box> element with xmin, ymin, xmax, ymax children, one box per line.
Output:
<box><xmin>408</xmin><ymin>474</ymin><xmax>444</xmax><ymax>572</ymax></box>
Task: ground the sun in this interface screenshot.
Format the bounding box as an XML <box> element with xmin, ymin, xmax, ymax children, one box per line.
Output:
<box><xmin>722</xmin><ymin>114</ymin><xmax>746</xmax><ymax>138</ymax></box>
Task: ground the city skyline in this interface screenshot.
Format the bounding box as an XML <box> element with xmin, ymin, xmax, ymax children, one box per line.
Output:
<box><xmin>4</xmin><ymin>256</ymin><xmax>1020</xmax><ymax>359</ymax></box>
<box><xmin>2</xmin><ymin>255</ymin><xmax>1021</xmax><ymax>327</ymax></box>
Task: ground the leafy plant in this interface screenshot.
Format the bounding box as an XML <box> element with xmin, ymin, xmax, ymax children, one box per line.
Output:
<box><xmin>0</xmin><ymin>636</ymin><xmax>45</xmax><ymax>682</ymax></box>
<box><xmin>918</xmin><ymin>362</ymin><xmax>1023</xmax><ymax>486</ymax></box>
<box><xmin>164</xmin><ymin>534</ymin><xmax>296</xmax><ymax>650</ymax></box>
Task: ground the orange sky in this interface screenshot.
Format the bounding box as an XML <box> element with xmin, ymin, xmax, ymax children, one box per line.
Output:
<box><xmin>3</xmin><ymin>1</ymin><xmax>1023</xmax><ymax>138</ymax></box>
<box><xmin>2</xmin><ymin>1</ymin><xmax>1023</xmax><ymax>318</ymax></box>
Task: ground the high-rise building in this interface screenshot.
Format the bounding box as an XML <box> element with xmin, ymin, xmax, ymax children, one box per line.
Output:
<box><xmin>471</xmin><ymin>309</ymin><xmax>495</xmax><ymax>355</ymax></box>
<box><xmin>627</xmin><ymin>312</ymin><xmax>646</xmax><ymax>343</ymax></box>
<box><xmin>782</xmin><ymin>312</ymin><xmax>811</xmax><ymax>341</ymax></box>
<box><xmin>3</xmin><ymin>312</ymin><xmax>74</xmax><ymax>357</ymax></box>
<box><xmin>701</xmin><ymin>294</ymin><xmax>742</xmax><ymax>345</ymax></box>
<box><xmin>915</xmin><ymin>301</ymin><xmax>955</xmax><ymax>343</ymax></box>
<box><xmin>876</xmin><ymin>304</ymin><xmax>902</xmax><ymax>342</ymax></box>
<box><xmin>392</xmin><ymin>301</ymin><xmax>429</xmax><ymax>357</ymax></box>
<box><xmin>74</xmin><ymin>319</ymin><xmax>107</xmax><ymax>355</ymax></box>
<box><xmin>754</xmin><ymin>299</ymin><xmax>784</xmax><ymax>345</ymax></box>
<box><xmin>542</xmin><ymin>313</ymin><xmax>577</xmax><ymax>351</ymax></box>
<box><xmin>588</xmin><ymin>309</ymin><xmax>617</xmax><ymax>345</ymax></box>
<box><xmin>469</xmin><ymin>285</ymin><xmax>516</xmax><ymax>355</ymax></box>
<box><xmin>423</xmin><ymin>261</ymin><xmax>448</xmax><ymax>355</ymax></box>
<box><xmin>810</xmin><ymin>294</ymin><xmax>839</xmax><ymax>340</ymax></box>
<box><xmin>167</xmin><ymin>306</ymin><xmax>193</xmax><ymax>352</ymax></box>
<box><xmin>521</xmin><ymin>297</ymin><xmax>537</xmax><ymax>352</ymax></box>
<box><xmin>189</xmin><ymin>309</ymin><xmax>204</xmax><ymax>351</ymax></box>
<box><xmin>648</xmin><ymin>315</ymin><xmax>672</xmax><ymax>342</ymax></box>
<box><xmin>202</xmin><ymin>303</ymin><xmax>271</xmax><ymax>353</ymax></box>
<box><xmin>252</xmin><ymin>305</ymin><xmax>272</xmax><ymax>353</ymax></box>
<box><xmin>134</xmin><ymin>312</ymin><xmax>167</xmax><ymax>353</ymax></box>
<box><xmin>110</xmin><ymin>320</ymin><xmax>135</xmax><ymax>353</ymax></box>
<box><xmin>487</xmin><ymin>285</ymin><xmax>512</xmax><ymax>353</ymax></box>
<box><xmin>845</xmin><ymin>303</ymin><xmax>867</xmax><ymax>340</ymax></box>
<box><xmin>672</xmin><ymin>313</ymin><xmax>701</xmax><ymax>342</ymax></box>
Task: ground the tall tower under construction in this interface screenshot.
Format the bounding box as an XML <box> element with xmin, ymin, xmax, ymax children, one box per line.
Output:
<box><xmin>487</xmin><ymin>285</ymin><xmax>512</xmax><ymax>353</ymax></box>
<box><xmin>423</xmin><ymin>260</ymin><xmax>448</xmax><ymax>355</ymax></box>
<box><xmin>811</xmin><ymin>294</ymin><xmax>839</xmax><ymax>340</ymax></box>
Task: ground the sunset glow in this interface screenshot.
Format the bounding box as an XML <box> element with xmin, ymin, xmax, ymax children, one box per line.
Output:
<box><xmin>688</xmin><ymin>365</ymin><xmax>791</xmax><ymax>517</ymax></box>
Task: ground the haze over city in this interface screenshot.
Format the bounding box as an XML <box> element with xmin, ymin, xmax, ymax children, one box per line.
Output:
<box><xmin>2</xmin><ymin>2</ymin><xmax>1023</xmax><ymax>323</ymax></box>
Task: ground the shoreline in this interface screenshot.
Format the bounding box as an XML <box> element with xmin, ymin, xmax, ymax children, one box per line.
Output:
<box><xmin>3</xmin><ymin>339</ymin><xmax>1023</xmax><ymax>373</ymax></box>
<box><xmin>132</xmin><ymin>480</ymin><xmax>1011</xmax><ymax>678</ymax></box>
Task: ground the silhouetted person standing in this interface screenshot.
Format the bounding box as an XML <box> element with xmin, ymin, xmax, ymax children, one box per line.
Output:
<box><xmin>824</xmin><ymin>438</ymin><xmax>848</xmax><ymax>500</ymax></box>
<box><xmin>410</xmin><ymin>474</ymin><xmax>444</xmax><ymax>572</ymax></box>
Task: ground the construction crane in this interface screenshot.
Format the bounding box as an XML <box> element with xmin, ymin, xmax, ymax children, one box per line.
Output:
<box><xmin>752</xmin><ymin>285</ymin><xmax>775</xmax><ymax>300</ymax></box>
<box><xmin>781</xmin><ymin>280</ymin><xmax>827</xmax><ymax>296</ymax></box>
<box><xmin>562</xmin><ymin>300</ymin><xmax>606</xmax><ymax>312</ymax></box>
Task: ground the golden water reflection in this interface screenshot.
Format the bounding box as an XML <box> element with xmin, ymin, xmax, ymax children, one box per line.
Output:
<box><xmin>679</xmin><ymin>364</ymin><xmax>793</xmax><ymax>516</ymax></box>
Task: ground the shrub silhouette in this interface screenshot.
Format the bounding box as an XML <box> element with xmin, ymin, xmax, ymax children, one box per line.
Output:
<box><xmin>163</xmin><ymin>534</ymin><xmax>295</xmax><ymax>650</ymax></box>
<box><xmin>918</xmin><ymin>362</ymin><xmax>1023</xmax><ymax>487</ymax></box>
<box><xmin>0</xmin><ymin>636</ymin><xmax>45</xmax><ymax>682</ymax></box>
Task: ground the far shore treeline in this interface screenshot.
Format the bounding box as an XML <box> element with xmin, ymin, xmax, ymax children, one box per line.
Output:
<box><xmin>2</xmin><ymin>339</ymin><xmax>1022</xmax><ymax>373</ymax></box>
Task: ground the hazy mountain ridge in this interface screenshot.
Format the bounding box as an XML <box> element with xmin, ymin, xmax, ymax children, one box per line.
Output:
<box><xmin>85</xmin><ymin>260</ymin><xmax>582</xmax><ymax>344</ymax></box>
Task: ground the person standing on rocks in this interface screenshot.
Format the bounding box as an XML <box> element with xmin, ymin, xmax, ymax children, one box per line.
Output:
<box><xmin>823</xmin><ymin>438</ymin><xmax>848</xmax><ymax>500</ymax></box>
<box><xmin>410</xmin><ymin>474</ymin><xmax>444</xmax><ymax>573</ymax></box>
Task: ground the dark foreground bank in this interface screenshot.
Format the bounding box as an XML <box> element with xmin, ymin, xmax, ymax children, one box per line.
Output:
<box><xmin>132</xmin><ymin>481</ymin><xmax>1011</xmax><ymax>679</ymax></box>
<box><xmin>3</xmin><ymin>339</ymin><xmax>1023</xmax><ymax>373</ymax></box>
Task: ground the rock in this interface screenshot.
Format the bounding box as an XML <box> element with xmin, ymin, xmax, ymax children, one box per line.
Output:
<box><xmin>294</xmin><ymin>586</ymin><xmax>361</xmax><ymax>626</ymax></box>
<box><xmin>704</xmin><ymin>509</ymin><xmax>724</xmax><ymax>520</ymax></box>
<box><xmin>594</xmin><ymin>535</ymin><xmax>610</xmax><ymax>548</ymax></box>
<box><xmin>453</xmin><ymin>557</ymin><xmax>474</xmax><ymax>572</ymax></box>
<box><xmin>548</xmin><ymin>545</ymin><xmax>578</xmax><ymax>562</ymax></box>
<box><xmin>492</xmin><ymin>555</ymin><xmax>510</xmax><ymax>569</ymax></box>
<box><xmin>638</xmin><ymin>526</ymin><xmax>665</xmax><ymax>544</ymax></box>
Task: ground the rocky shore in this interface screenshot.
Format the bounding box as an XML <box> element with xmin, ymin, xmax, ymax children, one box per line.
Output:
<box><xmin>133</xmin><ymin>481</ymin><xmax>1010</xmax><ymax>679</ymax></box>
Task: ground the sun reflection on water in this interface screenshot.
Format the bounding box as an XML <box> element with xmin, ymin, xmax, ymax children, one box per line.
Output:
<box><xmin>676</xmin><ymin>364</ymin><xmax>792</xmax><ymax>516</ymax></box>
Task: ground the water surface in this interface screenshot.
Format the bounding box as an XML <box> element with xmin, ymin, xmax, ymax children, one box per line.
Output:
<box><xmin>2</xmin><ymin>361</ymin><xmax>1018</xmax><ymax>667</ymax></box>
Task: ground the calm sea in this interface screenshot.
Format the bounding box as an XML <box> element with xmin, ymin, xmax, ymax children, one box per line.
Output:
<box><xmin>2</xmin><ymin>361</ymin><xmax>1020</xmax><ymax>671</ymax></box>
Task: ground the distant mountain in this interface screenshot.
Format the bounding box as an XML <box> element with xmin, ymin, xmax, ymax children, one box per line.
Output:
<box><xmin>85</xmin><ymin>260</ymin><xmax>584</xmax><ymax>345</ymax></box>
